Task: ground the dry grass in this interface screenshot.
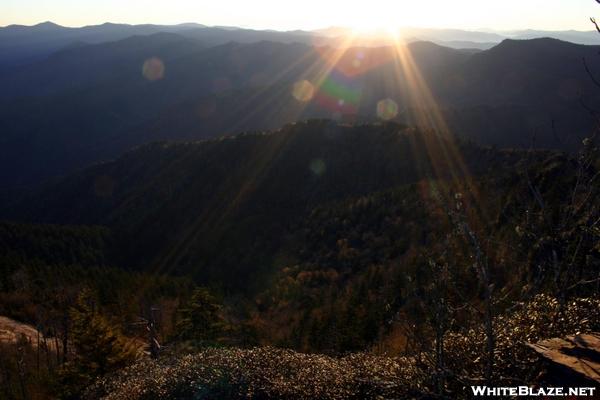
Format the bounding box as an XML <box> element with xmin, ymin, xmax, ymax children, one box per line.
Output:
<box><xmin>0</xmin><ymin>316</ymin><xmax>58</xmax><ymax>351</ymax></box>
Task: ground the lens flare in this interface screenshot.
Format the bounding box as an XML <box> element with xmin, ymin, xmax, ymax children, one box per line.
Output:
<box><xmin>142</xmin><ymin>57</ymin><xmax>165</xmax><ymax>81</ymax></box>
<box><xmin>314</xmin><ymin>70</ymin><xmax>361</xmax><ymax>115</ymax></box>
<box><xmin>292</xmin><ymin>80</ymin><xmax>315</xmax><ymax>102</ymax></box>
<box><xmin>309</xmin><ymin>159</ymin><xmax>327</xmax><ymax>176</ymax></box>
<box><xmin>376</xmin><ymin>98</ymin><xmax>398</xmax><ymax>120</ymax></box>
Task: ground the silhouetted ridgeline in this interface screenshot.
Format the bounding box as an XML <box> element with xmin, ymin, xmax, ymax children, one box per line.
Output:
<box><xmin>1</xmin><ymin>36</ymin><xmax>599</xmax><ymax>190</ymax></box>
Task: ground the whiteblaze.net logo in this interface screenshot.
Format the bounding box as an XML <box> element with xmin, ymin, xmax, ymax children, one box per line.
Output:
<box><xmin>471</xmin><ymin>386</ymin><xmax>597</xmax><ymax>397</ymax></box>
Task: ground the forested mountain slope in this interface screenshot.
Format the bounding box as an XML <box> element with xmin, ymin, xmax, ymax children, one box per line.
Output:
<box><xmin>6</xmin><ymin>121</ymin><xmax>581</xmax><ymax>295</ymax></box>
<box><xmin>2</xmin><ymin>38</ymin><xmax>600</xmax><ymax>190</ymax></box>
<box><xmin>1</xmin><ymin>120</ymin><xmax>598</xmax><ymax>398</ymax></box>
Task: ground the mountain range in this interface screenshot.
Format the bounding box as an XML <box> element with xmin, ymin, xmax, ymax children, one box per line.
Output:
<box><xmin>3</xmin><ymin>21</ymin><xmax>600</xmax><ymax>68</ymax></box>
<box><xmin>1</xmin><ymin>26</ymin><xmax>600</xmax><ymax>192</ymax></box>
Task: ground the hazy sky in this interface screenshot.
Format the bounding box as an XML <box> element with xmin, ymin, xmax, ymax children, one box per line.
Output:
<box><xmin>2</xmin><ymin>0</ymin><xmax>600</xmax><ymax>31</ymax></box>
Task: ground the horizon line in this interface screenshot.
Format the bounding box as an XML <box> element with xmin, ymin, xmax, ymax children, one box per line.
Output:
<box><xmin>1</xmin><ymin>20</ymin><xmax>597</xmax><ymax>34</ymax></box>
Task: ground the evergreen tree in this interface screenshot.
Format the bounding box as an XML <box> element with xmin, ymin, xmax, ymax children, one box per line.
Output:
<box><xmin>176</xmin><ymin>288</ymin><xmax>223</xmax><ymax>346</ymax></box>
<box><xmin>58</xmin><ymin>289</ymin><xmax>136</xmax><ymax>398</ymax></box>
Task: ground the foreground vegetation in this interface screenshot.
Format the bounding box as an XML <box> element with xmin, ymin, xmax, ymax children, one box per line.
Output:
<box><xmin>84</xmin><ymin>295</ymin><xmax>600</xmax><ymax>399</ymax></box>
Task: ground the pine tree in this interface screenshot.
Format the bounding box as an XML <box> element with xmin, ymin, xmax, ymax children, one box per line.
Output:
<box><xmin>176</xmin><ymin>288</ymin><xmax>223</xmax><ymax>346</ymax></box>
<box><xmin>58</xmin><ymin>289</ymin><xmax>136</xmax><ymax>398</ymax></box>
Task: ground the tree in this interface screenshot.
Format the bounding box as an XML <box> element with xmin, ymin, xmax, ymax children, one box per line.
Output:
<box><xmin>518</xmin><ymin>3</ymin><xmax>600</xmax><ymax>303</ymax></box>
<box><xmin>175</xmin><ymin>288</ymin><xmax>224</xmax><ymax>346</ymax></box>
<box><xmin>58</xmin><ymin>289</ymin><xmax>136</xmax><ymax>398</ymax></box>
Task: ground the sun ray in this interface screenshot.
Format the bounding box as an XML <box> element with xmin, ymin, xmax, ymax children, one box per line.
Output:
<box><xmin>386</xmin><ymin>34</ymin><xmax>490</xmax><ymax>226</ymax></box>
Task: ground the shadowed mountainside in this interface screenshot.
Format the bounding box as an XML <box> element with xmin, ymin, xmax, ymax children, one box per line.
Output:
<box><xmin>5</xmin><ymin>120</ymin><xmax>560</xmax><ymax>293</ymax></box>
<box><xmin>1</xmin><ymin>36</ymin><xmax>600</xmax><ymax>191</ymax></box>
<box><xmin>1</xmin><ymin>118</ymin><xmax>598</xmax><ymax>398</ymax></box>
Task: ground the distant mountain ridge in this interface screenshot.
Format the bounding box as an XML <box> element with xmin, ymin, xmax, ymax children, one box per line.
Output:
<box><xmin>2</xmin><ymin>21</ymin><xmax>599</xmax><ymax>68</ymax></box>
<box><xmin>0</xmin><ymin>21</ymin><xmax>319</xmax><ymax>68</ymax></box>
<box><xmin>1</xmin><ymin>35</ymin><xmax>599</xmax><ymax>191</ymax></box>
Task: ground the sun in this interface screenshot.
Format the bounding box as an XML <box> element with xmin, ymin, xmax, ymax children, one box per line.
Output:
<box><xmin>350</xmin><ymin>21</ymin><xmax>400</xmax><ymax>37</ymax></box>
<box><xmin>345</xmin><ymin>10</ymin><xmax>404</xmax><ymax>40</ymax></box>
